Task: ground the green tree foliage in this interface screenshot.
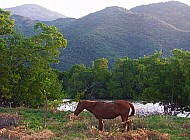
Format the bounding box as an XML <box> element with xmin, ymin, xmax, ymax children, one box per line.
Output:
<box><xmin>138</xmin><ymin>50</ymin><xmax>190</xmax><ymax>110</ymax></box>
<box><xmin>138</xmin><ymin>51</ymin><xmax>169</xmax><ymax>102</ymax></box>
<box><xmin>58</xmin><ymin>58</ymin><xmax>110</xmax><ymax>99</ymax></box>
<box><xmin>66</xmin><ymin>64</ymin><xmax>90</xmax><ymax>98</ymax></box>
<box><xmin>0</xmin><ymin>9</ymin><xmax>67</xmax><ymax>107</ymax></box>
<box><xmin>168</xmin><ymin>49</ymin><xmax>190</xmax><ymax>109</ymax></box>
<box><xmin>91</xmin><ymin>58</ymin><xmax>110</xmax><ymax>98</ymax></box>
<box><xmin>0</xmin><ymin>9</ymin><xmax>15</xmax><ymax>101</ymax></box>
<box><xmin>0</xmin><ymin>9</ymin><xmax>14</xmax><ymax>35</ymax></box>
<box><xmin>108</xmin><ymin>57</ymin><xmax>142</xmax><ymax>99</ymax></box>
<box><xmin>59</xmin><ymin>50</ymin><xmax>190</xmax><ymax>111</ymax></box>
<box><xmin>58</xmin><ymin>65</ymin><xmax>84</xmax><ymax>98</ymax></box>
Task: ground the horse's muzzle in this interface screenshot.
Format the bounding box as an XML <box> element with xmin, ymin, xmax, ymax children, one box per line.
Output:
<box><xmin>74</xmin><ymin>112</ymin><xmax>78</xmax><ymax>116</ymax></box>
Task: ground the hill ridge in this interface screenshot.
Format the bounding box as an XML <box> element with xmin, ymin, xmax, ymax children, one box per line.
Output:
<box><xmin>131</xmin><ymin>1</ymin><xmax>190</xmax><ymax>31</ymax></box>
<box><xmin>4</xmin><ymin>4</ymin><xmax>66</xmax><ymax>21</ymax></box>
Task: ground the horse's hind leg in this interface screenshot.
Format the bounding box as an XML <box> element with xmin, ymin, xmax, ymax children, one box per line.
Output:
<box><xmin>121</xmin><ymin>115</ymin><xmax>127</xmax><ymax>132</ymax></box>
<box><xmin>126</xmin><ymin>119</ymin><xmax>131</xmax><ymax>132</ymax></box>
<box><xmin>98</xmin><ymin>118</ymin><xmax>104</xmax><ymax>131</ymax></box>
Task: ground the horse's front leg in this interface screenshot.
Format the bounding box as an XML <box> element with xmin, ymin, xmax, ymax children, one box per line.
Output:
<box><xmin>98</xmin><ymin>118</ymin><xmax>104</xmax><ymax>131</ymax></box>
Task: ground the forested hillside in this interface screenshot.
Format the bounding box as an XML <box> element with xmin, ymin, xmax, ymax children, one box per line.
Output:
<box><xmin>11</xmin><ymin>15</ymin><xmax>38</xmax><ymax>36</ymax></box>
<box><xmin>56</xmin><ymin>6</ymin><xmax>190</xmax><ymax>70</ymax></box>
<box><xmin>8</xmin><ymin>1</ymin><xmax>190</xmax><ymax>70</ymax></box>
<box><xmin>131</xmin><ymin>1</ymin><xmax>190</xmax><ymax>31</ymax></box>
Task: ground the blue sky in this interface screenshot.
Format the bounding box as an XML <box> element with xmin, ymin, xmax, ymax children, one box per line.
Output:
<box><xmin>0</xmin><ymin>0</ymin><xmax>190</xmax><ymax>18</ymax></box>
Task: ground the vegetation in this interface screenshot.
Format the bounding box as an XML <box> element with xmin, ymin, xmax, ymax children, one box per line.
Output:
<box><xmin>0</xmin><ymin>8</ymin><xmax>67</xmax><ymax>108</ymax></box>
<box><xmin>1</xmin><ymin>8</ymin><xmax>190</xmax><ymax>110</ymax></box>
<box><xmin>46</xmin><ymin>4</ymin><xmax>190</xmax><ymax>71</ymax></box>
<box><xmin>59</xmin><ymin>51</ymin><xmax>190</xmax><ymax>111</ymax></box>
<box><xmin>0</xmin><ymin>107</ymin><xmax>189</xmax><ymax>139</ymax></box>
<box><xmin>6</xmin><ymin>2</ymin><xmax>190</xmax><ymax>71</ymax></box>
<box><xmin>131</xmin><ymin>1</ymin><xmax>190</xmax><ymax>31</ymax></box>
<box><xmin>1</xmin><ymin>6</ymin><xmax>190</xmax><ymax>140</ymax></box>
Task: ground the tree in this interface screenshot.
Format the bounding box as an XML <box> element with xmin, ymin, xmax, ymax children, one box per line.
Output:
<box><xmin>108</xmin><ymin>57</ymin><xmax>142</xmax><ymax>99</ymax></box>
<box><xmin>60</xmin><ymin>58</ymin><xmax>111</xmax><ymax>99</ymax></box>
<box><xmin>66</xmin><ymin>64</ymin><xmax>88</xmax><ymax>98</ymax></box>
<box><xmin>139</xmin><ymin>49</ymin><xmax>190</xmax><ymax>111</ymax></box>
<box><xmin>168</xmin><ymin>49</ymin><xmax>190</xmax><ymax>110</ymax></box>
<box><xmin>0</xmin><ymin>8</ymin><xmax>14</xmax><ymax>35</ymax></box>
<box><xmin>138</xmin><ymin>51</ymin><xmax>169</xmax><ymax>103</ymax></box>
<box><xmin>0</xmin><ymin>9</ymin><xmax>67</xmax><ymax>107</ymax></box>
<box><xmin>61</xmin><ymin>64</ymin><xmax>94</xmax><ymax>99</ymax></box>
<box><xmin>0</xmin><ymin>9</ymin><xmax>15</xmax><ymax>102</ymax></box>
<box><xmin>91</xmin><ymin>58</ymin><xmax>110</xmax><ymax>98</ymax></box>
<box><xmin>13</xmin><ymin>23</ymin><xmax>67</xmax><ymax>107</ymax></box>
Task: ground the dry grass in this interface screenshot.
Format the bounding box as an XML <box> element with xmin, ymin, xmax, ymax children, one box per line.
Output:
<box><xmin>70</xmin><ymin>127</ymin><xmax>170</xmax><ymax>140</ymax></box>
<box><xmin>0</xmin><ymin>126</ymin><xmax>55</xmax><ymax>140</ymax></box>
<box><xmin>63</xmin><ymin>113</ymin><xmax>171</xmax><ymax>140</ymax></box>
<box><xmin>1</xmin><ymin>125</ymin><xmax>169</xmax><ymax>140</ymax></box>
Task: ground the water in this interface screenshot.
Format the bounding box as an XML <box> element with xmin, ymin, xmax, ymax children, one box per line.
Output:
<box><xmin>58</xmin><ymin>99</ymin><xmax>190</xmax><ymax>118</ymax></box>
<box><xmin>58</xmin><ymin>99</ymin><xmax>77</xmax><ymax>112</ymax></box>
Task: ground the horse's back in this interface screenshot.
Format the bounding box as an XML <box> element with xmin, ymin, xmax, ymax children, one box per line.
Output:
<box><xmin>115</xmin><ymin>100</ymin><xmax>131</xmax><ymax>111</ymax></box>
<box><xmin>115</xmin><ymin>100</ymin><xmax>135</xmax><ymax>116</ymax></box>
<box><xmin>115</xmin><ymin>100</ymin><xmax>130</xmax><ymax>106</ymax></box>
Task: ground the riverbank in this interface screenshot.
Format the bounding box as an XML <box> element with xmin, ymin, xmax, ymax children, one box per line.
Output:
<box><xmin>0</xmin><ymin>107</ymin><xmax>189</xmax><ymax>139</ymax></box>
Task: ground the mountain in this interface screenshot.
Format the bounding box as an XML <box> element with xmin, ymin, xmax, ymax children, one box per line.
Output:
<box><xmin>131</xmin><ymin>1</ymin><xmax>190</xmax><ymax>31</ymax></box>
<box><xmin>9</xmin><ymin>2</ymin><xmax>190</xmax><ymax>71</ymax></box>
<box><xmin>55</xmin><ymin>6</ymin><xmax>190</xmax><ymax>70</ymax></box>
<box><xmin>10</xmin><ymin>15</ymin><xmax>38</xmax><ymax>36</ymax></box>
<box><xmin>9</xmin><ymin>15</ymin><xmax>76</xmax><ymax>37</ymax></box>
<box><xmin>4</xmin><ymin>4</ymin><xmax>66</xmax><ymax>21</ymax></box>
<box><xmin>45</xmin><ymin>17</ymin><xmax>76</xmax><ymax>31</ymax></box>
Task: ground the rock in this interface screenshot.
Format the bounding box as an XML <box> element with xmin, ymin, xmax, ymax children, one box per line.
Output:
<box><xmin>0</xmin><ymin>113</ymin><xmax>19</xmax><ymax>129</ymax></box>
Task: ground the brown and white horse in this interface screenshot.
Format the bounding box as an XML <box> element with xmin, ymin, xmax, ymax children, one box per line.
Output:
<box><xmin>74</xmin><ymin>100</ymin><xmax>135</xmax><ymax>132</ymax></box>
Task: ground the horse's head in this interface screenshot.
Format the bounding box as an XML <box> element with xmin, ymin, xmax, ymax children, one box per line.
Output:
<box><xmin>74</xmin><ymin>100</ymin><xmax>84</xmax><ymax>116</ymax></box>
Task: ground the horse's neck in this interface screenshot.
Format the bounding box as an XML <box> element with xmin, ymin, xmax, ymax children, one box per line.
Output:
<box><xmin>83</xmin><ymin>101</ymin><xmax>95</xmax><ymax>113</ymax></box>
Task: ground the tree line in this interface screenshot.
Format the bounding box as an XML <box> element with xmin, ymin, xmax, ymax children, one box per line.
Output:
<box><xmin>0</xmin><ymin>9</ymin><xmax>190</xmax><ymax>111</ymax></box>
<box><xmin>58</xmin><ymin>50</ymin><xmax>190</xmax><ymax>111</ymax></box>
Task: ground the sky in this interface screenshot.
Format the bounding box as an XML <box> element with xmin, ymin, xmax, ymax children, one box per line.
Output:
<box><xmin>0</xmin><ymin>0</ymin><xmax>190</xmax><ymax>19</ymax></box>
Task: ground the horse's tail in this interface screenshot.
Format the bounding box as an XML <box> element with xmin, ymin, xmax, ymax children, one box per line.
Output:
<box><xmin>128</xmin><ymin>102</ymin><xmax>135</xmax><ymax>117</ymax></box>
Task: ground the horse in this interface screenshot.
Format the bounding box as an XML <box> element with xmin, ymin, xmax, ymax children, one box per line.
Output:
<box><xmin>74</xmin><ymin>100</ymin><xmax>135</xmax><ymax>132</ymax></box>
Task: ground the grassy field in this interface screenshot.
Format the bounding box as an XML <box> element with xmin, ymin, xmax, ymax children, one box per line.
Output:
<box><xmin>0</xmin><ymin>107</ymin><xmax>189</xmax><ymax>139</ymax></box>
